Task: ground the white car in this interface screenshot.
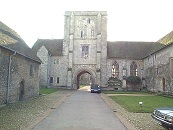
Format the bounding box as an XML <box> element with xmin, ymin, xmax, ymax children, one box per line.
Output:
<box><xmin>152</xmin><ymin>106</ymin><xmax>173</xmax><ymax>129</ymax></box>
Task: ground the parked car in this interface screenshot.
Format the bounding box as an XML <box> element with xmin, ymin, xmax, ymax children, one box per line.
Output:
<box><xmin>151</xmin><ymin>106</ymin><xmax>173</xmax><ymax>129</ymax></box>
<box><xmin>90</xmin><ymin>84</ymin><xmax>101</xmax><ymax>93</ymax></box>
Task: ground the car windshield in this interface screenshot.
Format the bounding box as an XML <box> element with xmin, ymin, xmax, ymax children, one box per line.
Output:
<box><xmin>91</xmin><ymin>84</ymin><xmax>99</xmax><ymax>88</ymax></box>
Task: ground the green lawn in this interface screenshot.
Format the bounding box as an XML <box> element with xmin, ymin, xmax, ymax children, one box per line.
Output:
<box><xmin>39</xmin><ymin>88</ymin><xmax>60</xmax><ymax>94</ymax></box>
<box><xmin>109</xmin><ymin>95</ymin><xmax>173</xmax><ymax>113</ymax></box>
<box><xmin>103</xmin><ymin>90</ymin><xmax>148</xmax><ymax>94</ymax></box>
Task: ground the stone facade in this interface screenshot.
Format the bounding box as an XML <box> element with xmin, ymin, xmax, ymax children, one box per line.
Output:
<box><xmin>0</xmin><ymin>21</ymin><xmax>41</xmax><ymax>105</ymax></box>
<box><xmin>0</xmin><ymin>48</ymin><xmax>9</xmax><ymax>104</ymax></box>
<box><xmin>144</xmin><ymin>44</ymin><xmax>173</xmax><ymax>93</ymax></box>
<box><xmin>0</xmin><ymin>46</ymin><xmax>40</xmax><ymax>104</ymax></box>
<box><xmin>63</xmin><ymin>11</ymin><xmax>107</xmax><ymax>88</ymax></box>
<box><xmin>33</xmin><ymin>11</ymin><xmax>173</xmax><ymax>93</ymax></box>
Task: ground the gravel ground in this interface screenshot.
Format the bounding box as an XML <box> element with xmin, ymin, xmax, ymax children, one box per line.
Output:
<box><xmin>0</xmin><ymin>90</ymin><xmax>74</xmax><ymax>130</ymax></box>
<box><xmin>100</xmin><ymin>93</ymin><xmax>166</xmax><ymax>130</ymax></box>
<box><xmin>0</xmin><ymin>90</ymin><xmax>167</xmax><ymax>130</ymax></box>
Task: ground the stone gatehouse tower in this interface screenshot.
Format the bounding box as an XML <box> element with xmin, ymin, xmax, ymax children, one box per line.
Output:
<box><xmin>33</xmin><ymin>11</ymin><xmax>108</xmax><ymax>89</ymax></box>
<box><xmin>63</xmin><ymin>11</ymin><xmax>107</xmax><ymax>89</ymax></box>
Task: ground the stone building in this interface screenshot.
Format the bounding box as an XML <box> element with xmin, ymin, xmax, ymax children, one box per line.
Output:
<box><xmin>0</xmin><ymin>21</ymin><xmax>41</xmax><ymax>105</ymax></box>
<box><xmin>33</xmin><ymin>11</ymin><xmax>173</xmax><ymax>93</ymax></box>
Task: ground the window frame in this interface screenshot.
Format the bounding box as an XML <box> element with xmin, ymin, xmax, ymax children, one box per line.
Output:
<box><xmin>30</xmin><ymin>64</ymin><xmax>33</xmax><ymax>77</ymax></box>
<box><xmin>130</xmin><ymin>61</ymin><xmax>138</xmax><ymax>76</ymax></box>
<box><xmin>57</xmin><ymin>77</ymin><xmax>59</xmax><ymax>84</ymax></box>
<box><xmin>112</xmin><ymin>61</ymin><xmax>119</xmax><ymax>78</ymax></box>
<box><xmin>50</xmin><ymin>77</ymin><xmax>53</xmax><ymax>84</ymax></box>
<box><xmin>81</xmin><ymin>45</ymin><xmax>89</xmax><ymax>58</ymax></box>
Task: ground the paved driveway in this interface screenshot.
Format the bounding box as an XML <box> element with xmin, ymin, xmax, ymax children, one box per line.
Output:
<box><xmin>32</xmin><ymin>87</ymin><xmax>127</xmax><ymax>130</ymax></box>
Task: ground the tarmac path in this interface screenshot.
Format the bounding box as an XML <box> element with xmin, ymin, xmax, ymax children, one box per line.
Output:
<box><xmin>32</xmin><ymin>87</ymin><xmax>127</xmax><ymax>130</ymax></box>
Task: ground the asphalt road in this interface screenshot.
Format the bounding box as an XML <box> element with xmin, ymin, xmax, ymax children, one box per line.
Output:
<box><xmin>32</xmin><ymin>87</ymin><xmax>127</xmax><ymax>130</ymax></box>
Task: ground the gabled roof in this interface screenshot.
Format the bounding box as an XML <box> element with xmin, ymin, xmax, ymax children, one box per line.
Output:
<box><xmin>107</xmin><ymin>41</ymin><xmax>165</xmax><ymax>60</ymax></box>
<box><xmin>0</xmin><ymin>21</ymin><xmax>41</xmax><ymax>63</ymax></box>
<box><xmin>32</xmin><ymin>39</ymin><xmax>63</xmax><ymax>56</ymax></box>
<box><xmin>0</xmin><ymin>21</ymin><xmax>22</xmax><ymax>41</ymax></box>
<box><xmin>157</xmin><ymin>30</ymin><xmax>173</xmax><ymax>45</ymax></box>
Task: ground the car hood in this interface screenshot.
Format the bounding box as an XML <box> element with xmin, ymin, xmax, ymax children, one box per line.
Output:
<box><xmin>156</xmin><ymin>107</ymin><xmax>173</xmax><ymax>116</ymax></box>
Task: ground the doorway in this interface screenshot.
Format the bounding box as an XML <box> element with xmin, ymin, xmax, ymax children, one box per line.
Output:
<box><xmin>19</xmin><ymin>80</ymin><xmax>24</xmax><ymax>101</ymax></box>
<box><xmin>162</xmin><ymin>78</ymin><xmax>166</xmax><ymax>91</ymax></box>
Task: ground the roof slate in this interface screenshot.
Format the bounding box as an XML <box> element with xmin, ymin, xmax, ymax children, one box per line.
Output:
<box><xmin>32</xmin><ymin>39</ymin><xmax>63</xmax><ymax>56</ymax></box>
<box><xmin>107</xmin><ymin>41</ymin><xmax>165</xmax><ymax>60</ymax></box>
<box><xmin>157</xmin><ymin>30</ymin><xmax>173</xmax><ymax>45</ymax></box>
<box><xmin>0</xmin><ymin>21</ymin><xmax>41</xmax><ymax>63</ymax></box>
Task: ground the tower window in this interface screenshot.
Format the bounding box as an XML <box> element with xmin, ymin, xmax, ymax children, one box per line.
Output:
<box><xmin>91</xmin><ymin>29</ymin><xmax>94</xmax><ymax>38</ymax></box>
<box><xmin>81</xmin><ymin>45</ymin><xmax>89</xmax><ymax>58</ymax></box>
<box><xmin>81</xmin><ymin>31</ymin><xmax>84</xmax><ymax>38</ymax></box>
<box><xmin>88</xmin><ymin>18</ymin><xmax>90</xmax><ymax>24</ymax></box>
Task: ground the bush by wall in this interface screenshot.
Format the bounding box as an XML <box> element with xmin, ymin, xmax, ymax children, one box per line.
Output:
<box><xmin>126</xmin><ymin>76</ymin><xmax>142</xmax><ymax>91</ymax></box>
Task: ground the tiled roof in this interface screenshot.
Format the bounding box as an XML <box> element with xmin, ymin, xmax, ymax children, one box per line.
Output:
<box><xmin>157</xmin><ymin>30</ymin><xmax>173</xmax><ymax>45</ymax></box>
<box><xmin>0</xmin><ymin>21</ymin><xmax>22</xmax><ymax>40</ymax></box>
<box><xmin>107</xmin><ymin>41</ymin><xmax>165</xmax><ymax>60</ymax></box>
<box><xmin>0</xmin><ymin>21</ymin><xmax>41</xmax><ymax>63</ymax></box>
<box><xmin>32</xmin><ymin>39</ymin><xmax>63</xmax><ymax>56</ymax></box>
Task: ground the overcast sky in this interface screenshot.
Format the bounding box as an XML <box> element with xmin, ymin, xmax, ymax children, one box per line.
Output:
<box><xmin>1</xmin><ymin>0</ymin><xmax>173</xmax><ymax>47</ymax></box>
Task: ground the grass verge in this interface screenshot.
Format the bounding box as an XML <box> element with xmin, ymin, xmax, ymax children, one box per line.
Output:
<box><xmin>109</xmin><ymin>94</ymin><xmax>173</xmax><ymax>113</ymax></box>
<box><xmin>39</xmin><ymin>88</ymin><xmax>60</xmax><ymax>94</ymax></box>
<box><xmin>102</xmin><ymin>90</ymin><xmax>148</xmax><ymax>94</ymax></box>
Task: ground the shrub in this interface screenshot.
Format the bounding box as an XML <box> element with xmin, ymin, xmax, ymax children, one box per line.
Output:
<box><xmin>126</xmin><ymin>76</ymin><xmax>142</xmax><ymax>90</ymax></box>
<box><xmin>107</xmin><ymin>77</ymin><xmax>122</xmax><ymax>90</ymax></box>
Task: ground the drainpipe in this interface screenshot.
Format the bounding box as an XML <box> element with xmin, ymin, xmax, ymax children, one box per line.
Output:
<box><xmin>6</xmin><ymin>51</ymin><xmax>16</xmax><ymax>104</ymax></box>
<box><xmin>46</xmin><ymin>53</ymin><xmax>51</xmax><ymax>88</ymax></box>
<box><xmin>152</xmin><ymin>55</ymin><xmax>155</xmax><ymax>92</ymax></box>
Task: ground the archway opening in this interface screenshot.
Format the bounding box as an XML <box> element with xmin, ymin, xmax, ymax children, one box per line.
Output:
<box><xmin>77</xmin><ymin>71</ymin><xmax>92</xmax><ymax>89</ymax></box>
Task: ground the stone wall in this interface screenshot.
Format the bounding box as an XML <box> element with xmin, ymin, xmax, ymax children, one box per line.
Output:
<box><xmin>0</xmin><ymin>47</ymin><xmax>40</xmax><ymax>105</ymax></box>
<box><xmin>49</xmin><ymin>55</ymin><xmax>68</xmax><ymax>87</ymax></box>
<box><xmin>106</xmin><ymin>59</ymin><xmax>143</xmax><ymax>88</ymax></box>
<box><xmin>144</xmin><ymin>44</ymin><xmax>173</xmax><ymax>92</ymax></box>
<box><xmin>37</xmin><ymin>46</ymin><xmax>69</xmax><ymax>88</ymax></box>
<box><xmin>63</xmin><ymin>11</ymin><xmax>108</xmax><ymax>88</ymax></box>
<box><xmin>0</xmin><ymin>48</ymin><xmax>10</xmax><ymax>104</ymax></box>
<box><xmin>37</xmin><ymin>46</ymin><xmax>49</xmax><ymax>87</ymax></box>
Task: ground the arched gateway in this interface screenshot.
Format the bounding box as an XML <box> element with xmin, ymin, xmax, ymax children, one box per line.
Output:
<box><xmin>73</xmin><ymin>67</ymin><xmax>96</xmax><ymax>89</ymax></box>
